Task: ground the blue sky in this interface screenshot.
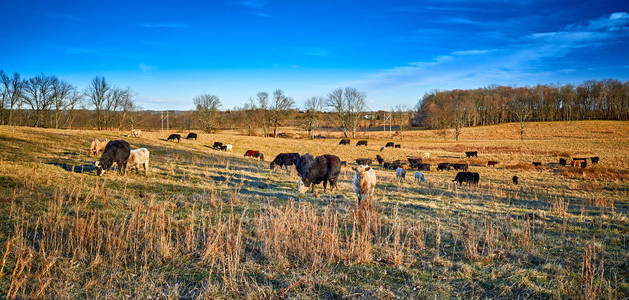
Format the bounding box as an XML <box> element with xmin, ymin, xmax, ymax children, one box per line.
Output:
<box><xmin>1</xmin><ymin>0</ymin><xmax>628</xmax><ymax>111</ymax></box>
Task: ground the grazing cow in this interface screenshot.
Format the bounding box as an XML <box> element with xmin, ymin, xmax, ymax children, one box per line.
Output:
<box><xmin>407</xmin><ymin>157</ymin><xmax>423</xmax><ymax>169</ymax></box>
<box><xmin>353</xmin><ymin>165</ymin><xmax>377</xmax><ymax>206</ymax></box>
<box><xmin>532</xmin><ymin>162</ymin><xmax>542</xmax><ymax>167</ymax></box>
<box><xmin>380</xmin><ymin>146</ymin><xmax>385</xmax><ymax>152</ymax></box>
<box><xmin>376</xmin><ymin>155</ymin><xmax>384</xmax><ymax>165</ymax></box>
<box><xmin>296</xmin><ymin>153</ymin><xmax>315</xmax><ymax>177</ymax></box>
<box><xmin>167</xmin><ymin>134</ymin><xmax>181</xmax><ymax>142</ymax></box>
<box><xmin>591</xmin><ymin>156</ymin><xmax>599</xmax><ymax>164</ymax></box>
<box><xmin>385</xmin><ymin>142</ymin><xmax>395</xmax><ymax>148</ymax></box>
<box><xmin>356</xmin><ymin>140</ymin><xmax>368</xmax><ymax>146</ymax></box>
<box><xmin>94</xmin><ymin>140</ymin><xmax>130</xmax><ymax>176</ymax></box>
<box><xmin>422</xmin><ymin>152</ymin><xmax>430</xmax><ymax>159</ymax></box>
<box><xmin>437</xmin><ymin>163</ymin><xmax>451</xmax><ymax>171</ymax></box>
<box><xmin>512</xmin><ymin>175</ymin><xmax>519</xmax><ymax>185</ymax></box>
<box><xmin>394</xmin><ymin>144</ymin><xmax>401</xmax><ymax>148</ymax></box>
<box><xmin>270</xmin><ymin>153</ymin><xmax>300</xmax><ymax>170</ymax></box>
<box><xmin>213</xmin><ymin>142</ymin><xmax>223</xmax><ymax>150</ymax></box>
<box><xmin>127</xmin><ymin>148</ymin><xmax>150</xmax><ymax>175</ymax></box>
<box><xmin>453</xmin><ymin>172</ymin><xmax>480</xmax><ymax>186</ymax></box>
<box><xmin>453</xmin><ymin>163</ymin><xmax>469</xmax><ymax>171</ymax></box>
<box><xmin>414</xmin><ymin>171</ymin><xmax>425</xmax><ymax>183</ymax></box>
<box><xmin>244</xmin><ymin>150</ymin><xmax>259</xmax><ymax>157</ymax></box>
<box><xmin>88</xmin><ymin>138</ymin><xmax>109</xmax><ymax>157</ymax></box>
<box><xmin>570</xmin><ymin>160</ymin><xmax>587</xmax><ymax>168</ymax></box>
<box><xmin>186</xmin><ymin>133</ymin><xmax>197</xmax><ymax>140</ymax></box>
<box><xmin>419</xmin><ymin>163</ymin><xmax>431</xmax><ymax>171</ymax></box>
<box><xmin>487</xmin><ymin>160</ymin><xmax>499</xmax><ymax>167</ymax></box>
<box><xmin>225</xmin><ymin>144</ymin><xmax>233</xmax><ymax>151</ymax></box>
<box><xmin>396</xmin><ymin>167</ymin><xmax>406</xmax><ymax>182</ymax></box>
<box><xmin>297</xmin><ymin>154</ymin><xmax>342</xmax><ymax>193</ymax></box>
<box><xmin>339</xmin><ymin>139</ymin><xmax>350</xmax><ymax>145</ymax></box>
<box><xmin>559</xmin><ymin>158</ymin><xmax>567</xmax><ymax>166</ymax></box>
<box><xmin>355</xmin><ymin>158</ymin><xmax>372</xmax><ymax>166</ymax></box>
<box><xmin>131</xmin><ymin>129</ymin><xmax>142</xmax><ymax>137</ymax></box>
<box><xmin>220</xmin><ymin>145</ymin><xmax>228</xmax><ymax>151</ymax></box>
<box><xmin>465</xmin><ymin>151</ymin><xmax>478</xmax><ymax>158</ymax></box>
<box><xmin>253</xmin><ymin>152</ymin><xmax>265</xmax><ymax>161</ymax></box>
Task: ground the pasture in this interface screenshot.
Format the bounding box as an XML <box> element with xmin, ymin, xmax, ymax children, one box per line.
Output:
<box><xmin>0</xmin><ymin>121</ymin><xmax>628</xmax><ymax>299</ymax></box>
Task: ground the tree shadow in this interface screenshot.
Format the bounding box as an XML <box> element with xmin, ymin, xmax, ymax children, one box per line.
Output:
<box><xmin>47</xmin><ymin>162</ymin><xmax>96</xmax><ymax>173</ymax></box>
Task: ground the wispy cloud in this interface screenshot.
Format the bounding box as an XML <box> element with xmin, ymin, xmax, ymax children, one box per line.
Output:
<box><xmin>240</xmin><ymin>0</ymin><xmax>267</xmax><ymax>9</ymax></box>
<box><xmin>139</xmin><ymin>22</ymin><xmax>189</xmax><ymax>29</ymax></box>
<box><xmin>139</xmin><ymin>63</ymin><xmax>157</xmax><ymax>73</ymax></box>
<box><xmin>346</xmin><ymin>12</ymin><xmax>629</xmax><ymax>94</ymax></box>
<box><xmin>239</xmin><ymin>0</ymin><xmax>270</xmax><ymax>17</ymax></box>
<box><xmin>42</xmin><ymin>12</ymin><xmax>82</xmax><ymax>22</ymax></box>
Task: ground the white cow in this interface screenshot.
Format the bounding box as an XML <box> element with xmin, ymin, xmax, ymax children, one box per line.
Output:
<box><xmin>422</xmin><ymin>152</ymin><xmax>430</xmax><ymax>159</ymax></box>
<box><xmin>353</xmin><ymin>165</ymin><xmax>377</xmax><ymax>206</ymax></box>
<box><xmin>127</xmin><ymin>148</ymin><xmax>150</xmax><ymax>175</ymax></box>
<box><xmin>395</xmin><ymin>167</ymin><xmax>406</xmax><ymax>182</ymax></box>
<box><xmin>131</xmin><ymin>129</ymin><xmax>142</xmax><ymax>137</ymax></box>
<box><xmin>225</xmin><ymin>144</ymin><xmax>233</xmax><ymax>151</ymax></box>
<box><xmin>414</xmin><ymin>171</ymin><xmax>425</xmax><ymax>183</ymax></box>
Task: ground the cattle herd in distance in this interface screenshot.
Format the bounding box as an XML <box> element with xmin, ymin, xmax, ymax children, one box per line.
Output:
<box><xmin>88</xmin><ymin>133</ymin><xmax>602</xmax><ymax>206</ymax></box>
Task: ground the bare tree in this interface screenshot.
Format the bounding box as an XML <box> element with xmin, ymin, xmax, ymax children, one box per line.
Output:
<box><xmin>85</xmin><ymin>77</ymin><xmax>110</xmax><ymax>130</ymax></box>
<box><xmin>64</xmin><ymin>90</ymin><xmax>83</xmax><ymax>129</ymax></box>
<box><xmin>51</xmin><ymin>79</ymin><xmax>76</xmax><ymax>129</ymax></box>
<box><xmin>326</xmin><ymin>88</ymin><xmax>349</xmax><ymax>137</ymax></box>
<box><xmin>270</xmin><ymin>89</ymin><xmax>295</xmax><ymax>138</ymax></box>
<box><xmin>21</xmin><ymin>74</ymin><xmax>57</xmax><ymax>127</ymax></box>
<box><xmin>510</xmin><ymin>90</ymin><xmax>532</xmax><ymax>141</ymax></box>
<box><xmin>255</xmin><ymin>92</ymin><xmax>272</xmax><ymax>137</ymax></box>
<box><xmin>326</xmin><ymin>87</ymin><xmax>367</xmax><ymax>138</ymax></box>
<box><xmin>304</xmin><ymin>96</ymin><xmax>324</xmax><ymax>139</ymax></box>
<box><xmin>193</xmin><ymin>94</ymin><xmax>221</xmax><ymax>133</ymax></box>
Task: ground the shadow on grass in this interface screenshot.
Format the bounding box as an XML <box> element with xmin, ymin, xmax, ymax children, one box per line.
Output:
<box><xmin>47</xmin><ymin>162</ymin><xmax>96</xmax><ymax>173</ymax></box>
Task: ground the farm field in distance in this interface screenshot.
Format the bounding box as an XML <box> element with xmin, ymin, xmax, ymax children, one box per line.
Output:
<box><xmin>0</xmin><ymin>120</ymin><xmax>628</xmax><ymax>299</ymax></box>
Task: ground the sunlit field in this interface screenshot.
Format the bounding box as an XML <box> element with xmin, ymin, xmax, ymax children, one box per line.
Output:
<box><xmin>0</xmin><ymin>121</ymin><xmax>627</xmax><ymax>298</ymax></box>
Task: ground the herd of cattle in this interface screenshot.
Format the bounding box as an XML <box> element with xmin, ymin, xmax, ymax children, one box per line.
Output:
<box><xmin>85</xmin><ymin>133</ymin><xmax>602</xmax><ymax>206</ymax></box>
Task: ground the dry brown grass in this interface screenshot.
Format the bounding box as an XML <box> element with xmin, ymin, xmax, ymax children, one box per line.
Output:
<box><xmin>0</xmin><ymin>121</ymin><xmax>627</xmax><ymax>298</ymax></box>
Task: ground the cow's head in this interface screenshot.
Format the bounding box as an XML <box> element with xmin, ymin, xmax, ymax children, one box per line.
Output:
<box><xmin>94</xmin><ymin>161</ymin><xmax>105</xmax><ymax>176</ymax></box>
<box><xmin>297</xmin><ymin>177</ymin><xmax>310</xmax><ymax>194</ymax></box>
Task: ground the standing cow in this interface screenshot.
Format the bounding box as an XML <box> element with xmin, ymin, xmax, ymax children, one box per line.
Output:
<box><xmin>127</xmin><ymin>148</ymin><xmax>150</xmax><ymax>175</ymax></box>
<box><xmin>353</xmin><ymin>165</ymin><xmax>377</xmax><ymax>206</ymax></box>
<box><xmin>88</xmin><ymin>138</ymin><xmax>109</xmax><ymax>157</ymax></box>
<box><xmin>297</xmin><ymin>154</ymin><xmax>342</xmax><ymax>194</ymax></box>
<box><xmin>270</xmin><ymin>153</ymin><xmax>300</xmax><ymax>170</ymax></box>
<box><xmin>94</xmin><ymin>140</ymin><xmax>131</xmax><ymax>176</ymax></box>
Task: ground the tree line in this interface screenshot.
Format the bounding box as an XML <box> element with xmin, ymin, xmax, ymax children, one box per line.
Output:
<box><xmin>0</xmin><ymin>71</ymin><xmax>136</xmax><ymax>130</ymax></box>
<box><xmin>415</xmin><ymin>79</ymin><xmax>629</xmax><ymax>140</ymax></box>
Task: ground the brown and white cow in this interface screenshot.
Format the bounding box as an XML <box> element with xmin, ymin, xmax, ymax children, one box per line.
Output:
<box><xmin>88</xmin><ymin>138</ymin><xmax>109</xmax><ymax>157</ymax></box>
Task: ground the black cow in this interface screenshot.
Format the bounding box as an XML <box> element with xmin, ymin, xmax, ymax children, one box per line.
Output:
<box><xmin>95</xmin><ymin>140</ymin><xmax>131</xmax><ymax>176</ymax></box>
<box><xmin>376</xmin><ymin>155</ymin><xmax>384</xmax><ymax>165</ymax></box>
<box><xmin>453</xmin><ymin>172</ymin><xmax>480</xmax><ymax>186</ymax></box>
<box><xmin>532</xmin><ymin>162</ymin><xmax>542</xmax><ymax>167</ymax></box>
<box><xmin>591</xmin><ymin>156</ymin><xmax>599</xmax><ymax>164</ymax></box>
<box><xmin>298</xmin><ymin>154</ymin><xmax>342</xmax><ymax>193</ymax></box>
<box><xmin>341</xmin><ymin>161</ymin><xmax>347</xmax><ymax>167</ymax></box>
<box><xmin>220</xmin><ymin>145</ymin><xmax>227</xmax><ymax>151</ymax></box>
<box><xmin>212</xmin><ymin>142</ymin><xmax>223</xmax><ymax>150</ymax></box>
<box><xmin>355</xmin><ymin>158</ymin><xmax>372</xmax><ymax>166</ymax></box>
<box><xmin>418</xmin><ymin>163</ymin><xmax>431</xmax><ymax>171</ymax></box>
<box><xmin>407</xmin><ymin>157</ymin><xmax>423</xmax><ymax>169</ymax></box>
<box><xmin>465</xmin><ymin>151</ymin><xmax>478</xmax><ymax>158</ymax></box>
<box><xmin>167</xmin><ymin>134</ymin><xmax>181</xmax><ymax>142</ymax></box>
<box><xmin>356</xmin><ymin>140</ymin><xmax>368</xmax><ymax>146</ymax></box>
<box><xmin>512</xmin><ymin>176</ymin><xmax>519</xmax><ymax>185</ymax></box>
<box><xmin>453</xmin><ymin>163</ymin><xmax>469</xmax><ymax>171</ymax></box>
<box><xmin>270</xmin><ymin>153</ymin><xmax>300</xmax><ymax>170</ymax></box>
<box><xmin>339</xmin><ymin>139</ymin><xmax>350</xmax><ymax>145</ymax></box>
<box><xmin>385</xmin><ymin>142</ymin><xmax>395</xmax><ymax>148</ymax></box>
<box><xmin>186</xmin><ymin>133</ymin><xmax>198</xmax><ymax>140</ymax></box>
<box><xmin>559</xmin><ymin>158</ymin><xmax>567</xmax><ymax>166</ymax></box>
<box><xmin>394</xmin><ymin>144</ymin><xmax>401</xmax><ymax>148</ymax></box>
<box><xmin>296</xmin><ymin>153</ymin><xmax>315</xmax><ymax>177</ymax></box>
<box><xmin>437</xmin><ymin>163</ymin><xmax>451</xmax><ymax>171</ymax></box>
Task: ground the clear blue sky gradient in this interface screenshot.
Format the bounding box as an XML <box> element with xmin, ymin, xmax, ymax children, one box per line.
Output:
<box><xmin>1</xmin><ymin>0</ymin><xmax>628</xmax><ymax>110</ymax></box>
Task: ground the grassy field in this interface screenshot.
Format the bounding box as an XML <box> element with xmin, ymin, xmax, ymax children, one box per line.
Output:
<box><xmin>0</xmin><ymin>121</ymin><xmax>627</xmax><ymax>299</ymax></box>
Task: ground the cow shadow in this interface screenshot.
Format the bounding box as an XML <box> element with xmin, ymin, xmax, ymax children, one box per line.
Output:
<box><xmin>48</xmin><ymin>162</ymin><xmax>96</xmax><ymax>173</ymax></box>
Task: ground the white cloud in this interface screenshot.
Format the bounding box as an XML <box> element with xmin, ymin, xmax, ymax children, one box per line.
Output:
<box><xmin>139</xmin><ymin>22</ymin><xmax>189</xmax><ymax>29</ymax></box>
